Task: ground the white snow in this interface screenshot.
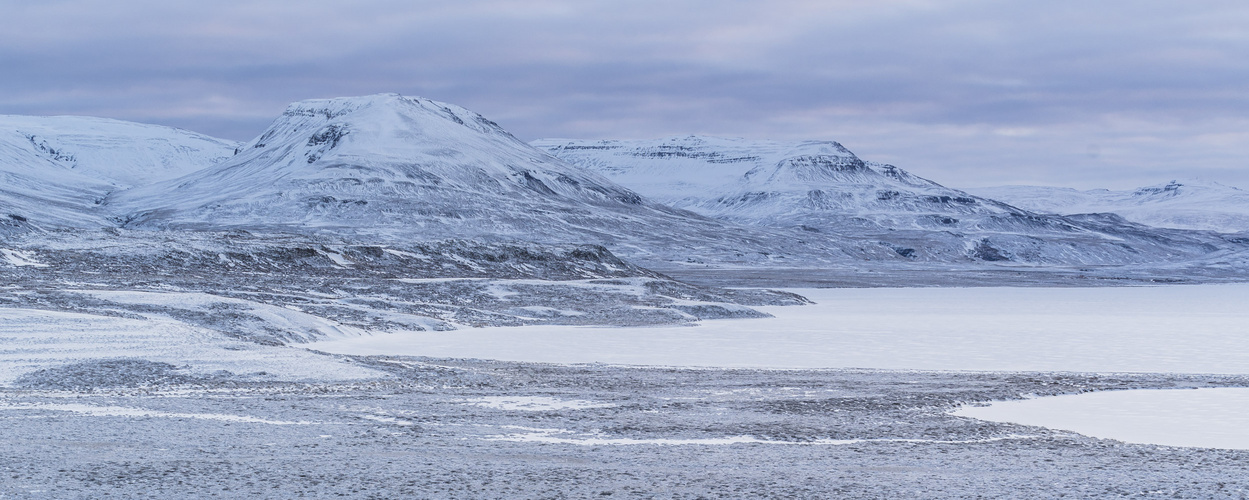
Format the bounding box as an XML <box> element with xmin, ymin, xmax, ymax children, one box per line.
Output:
<box><xmin>514</xmin><ymin>305</ymin><xmax>585</xmax><ymax>316</ymax></box>
<box><xmin>0</xmin><ymin>249</ymin><xmax>48</xmax><ymax>267</ymax></box>
<box><xmin>0</xmin><ymin>307</ymin><xmax>381</xmax><ymax>385</ymax></box>
<box><xmin>382</xmin><ymin>248</ymin><xmax>429</xmax><ymax>260</ymax></box>
<box><xmin>534</xmin><ymin>135</ymin><xmax>1003</xmax><ymax>224</ymax></box>
<box><xmin>0</xmin><ymin>114</ymin><xmax>238</xmax><ymax>227</ymax></box>
<box><xmin>318</xmin><ymin>248</ymin><xmax>354</xmax><ymax>267</ymax></box>
<box><xmin>531</xmin><ymin>135</ymin><xmax>1241</xmax><ymax>267</ymax></box>
<box><xmin>461</xmin><ymin>396</ymin><xmax>616</xmax><ymax>411</ymax></box>
<box><xmin>0</xmin><ymin>114</ymin><xmax>237</xmax><ymax>187</ymax></box>
<box><xmin>484</xmin><ymin>284</ymin><xmax>518</xmax><ymax>300</ymax></box>
<box><xmin>484</xmin><ymin>426</ymin><xmax>1036</xmax><ymax>446</ymax></box>
<box><xmin>953</xmin><ymin>388</ymin><xmax>1249</xmax><ymax>450</ymax></box>
<box><xmin>76</xmin><ymin>290</ymin><xmax>370</xmax><ymax>342</ymax></box>
<box><xmin>0</xmin><ymin>401</ymin><xmax>319</xmax><ymax>425</ymax></box>
<box><xmin>969</xmin><ymin>180</ymin><xmax>1249</xmax><ymax>233</ymax></box>
<box><xmin>535</xmin><ymin>136</ymin><xmax>860</xmax><ymax>202</ymax></box>
<box><xmin>103</xmin><ymin>93</ymin><xmax>680</xmax><ymax>248</ymax></box>
<box><xmin>393</xmin><ymin>277</ymin><xmax>490</xmax><ymax>284</ymax></box>
<box><xmin>310</xmin><ymin>284</ymin><xmax>1249</xmax><ymax>374</ymax></box>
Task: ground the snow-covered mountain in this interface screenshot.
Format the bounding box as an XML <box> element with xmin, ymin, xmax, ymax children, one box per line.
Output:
<box><xmin>3</xmin><ymin>97</ymin><xmax>1247</xmax><ymax>273</ymax></box>
<box><xmin>106</xmin><ymin>95</ymin><xmax>857</xmax><ymax>266</ymax></box>
<box><xmin>969</xmin><ymin>181</ymin><xmax>1249</xmax><ymax>233</ymax></box>
<box><xmin>535</xmin><ymin>136</ymin><xmax>1247</xmax><ymax>266</ymax></box>
<box><xmin>0</xmin><ymin>115</ymin><xmax>238</xmax><ymax>228</ymax></box>
<box><xmin>0</xmin><ymin>103</ymin><xmax>808</xmax><ymax>334</ymax></box>
<box><xmin>534</xmin><ymin>136</ymin><xmax>1025</xmax><ymax>230</ymax></box>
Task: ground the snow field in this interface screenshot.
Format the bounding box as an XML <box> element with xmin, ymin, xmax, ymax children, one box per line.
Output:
<box><xmin>309</xmin><ymin>283</ymin><xmax>1249</xmax><ymax>449</ymax></box>
<box><xmin>311</xmin><ymin>284</ymin><xmax>1249</xmax><ymax>374</ymax></box>
<box><xmin>954</xmin><ymin>388</ymin><xmax>1249</xmax><ymax>450</ymax></box>
<box><xmin>0</xmin><ymin>308</ymin><xmax>382</xmax><ymax>385</ymax></box>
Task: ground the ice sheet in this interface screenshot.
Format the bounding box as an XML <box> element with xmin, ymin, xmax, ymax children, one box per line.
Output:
<box><xmin>953</xmin><ymin>388</ymin><xmax>1249</xmax><ymax>450</ymax></box>
<box><xmin>309</xmin><ymin>284</ymin><xmax>1249</xmax><ymax>373</ymax></box>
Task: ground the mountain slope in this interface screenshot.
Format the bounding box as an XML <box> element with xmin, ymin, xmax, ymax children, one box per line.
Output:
<box><xmin>535</xmin><ymin>136</ymin><xmax>1246</xmax><ymax>266</ymax></box>
<box><xmin>535</xmin><ymin>136</ymin><xmax>1029</xmax><ymax>229</ymax></box>
<box><xmin>0</xmin><ymin>115</ymin><xmax>237</xmax><ymax>228</ymax></box>
<box><xmin>969</xmin><ymin>181</ymin><xmax>1249</xmax><ymax>233</ymax></box>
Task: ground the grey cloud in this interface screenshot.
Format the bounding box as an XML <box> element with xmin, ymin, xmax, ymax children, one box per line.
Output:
<box><xmin>2</xmin><ymin>0</ymin><xmax>1247</xmax><ymax>189</ymax></box>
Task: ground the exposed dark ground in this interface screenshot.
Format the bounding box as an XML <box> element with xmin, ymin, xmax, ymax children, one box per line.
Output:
<box><xmin>2</xmin><ymin>357</ymin><xmax>1248</xmax><ymax>499</ymax></box>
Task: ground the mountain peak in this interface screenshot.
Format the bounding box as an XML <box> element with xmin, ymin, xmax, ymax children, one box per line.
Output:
<box><xmin>107</xmin><ymin>94</ymin><xmax>703</xmax><ymax>246</ymax></box>
<box><xmin>233</xmin><ymin>93</ymin><xmax>522</xmax><ymax>167</ymax></box>
<box><xmin>1132</xmin><ymin>180</ymin><xmax>1185</xmax><ymax>198</ymax></box>
<box><xmin>281</xmin><ymin>93</ymin><xmax>403</xmax><ymax>117</ymax></box>
<box><xmin>273</xmin><ymin>93</ymin><xmax>509</xmax><ymax>138</ymax></box>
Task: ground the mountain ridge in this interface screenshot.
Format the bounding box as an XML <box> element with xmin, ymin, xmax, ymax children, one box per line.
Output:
<box><xmin>2</xmin><ymin>96</ymin><xmax>1246</xmax><ymax>274</ymax></box>
<box><xmin>535</xmin><ymin>135</ymin><xmax>1248</xmax><ymax>267</ymax></box>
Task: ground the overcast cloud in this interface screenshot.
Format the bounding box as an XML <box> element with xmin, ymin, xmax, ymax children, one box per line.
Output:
<box><xmin>2</xmin><ymin>0</ymin><xmax>1247</xmax><ymax>189</ymax></box>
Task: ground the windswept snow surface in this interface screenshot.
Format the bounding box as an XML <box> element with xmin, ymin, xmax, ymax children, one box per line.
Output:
<box><xmin>954</xmin><ymin>388</ymin><xmax>1249</xmax><ymax>450</ymax></box>
<box><xmin>969</xmin><ymin>180</ymin><xmax>1249</xmax><ymax>233</ymax></box>
<box><xmin>311</xmin><ymin>284</ymin><xmax>1249</xmax><ymax>374</ymax></box>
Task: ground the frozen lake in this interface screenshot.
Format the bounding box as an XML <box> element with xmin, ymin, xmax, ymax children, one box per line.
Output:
<box><xmin>311</xmin><ymin>283</ymin><xmax>1249</xmax><ymax>374</ymax></box>
<box><xmin>310</xmin><ymin>283</ymin><xmax>1249</xmax><ymax>450</ymax></box>
<box><xmin>954</xmin><ymin>388</ymin><xmax>1249</xmax><ymax>450</ymax></box>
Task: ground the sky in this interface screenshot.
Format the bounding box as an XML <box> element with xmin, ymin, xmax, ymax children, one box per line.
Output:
<box><xmin>2</xmin><ymin>0</ymin><xmax>1247</xmax><ymax>190</ymax></box>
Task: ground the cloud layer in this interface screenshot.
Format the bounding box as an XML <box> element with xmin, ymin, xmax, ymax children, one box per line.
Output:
<box><xmin>2</xmin><ymin>0</ymin><xmax>1247</xmax><ymax>189</ymax></box>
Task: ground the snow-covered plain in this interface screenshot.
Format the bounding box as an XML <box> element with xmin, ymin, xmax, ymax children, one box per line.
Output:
<box><xmin>0</xmin><ymin>308</ymin><xmax>381</xmax><ymax>385</ymax></box>
<box><xmin>310</xmin><ymin>284</ymin><xmax>1249</xmax><ymax>374</ymax></box>
<box><xmin>954</xmin><ymin>388</ymin><xmax>1249</xmax><ymax>450</ymax></box>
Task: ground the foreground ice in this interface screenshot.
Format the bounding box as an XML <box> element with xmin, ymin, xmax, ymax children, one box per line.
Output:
<box><xmin>954</xmin><ymin>388</ymin><xmax>1249</xmax><ymax>450</ymax></box>
<box><xmin>310</xmin><ymin>284</ymin><xmax>1249</xmax><ymax>374</ymax></box>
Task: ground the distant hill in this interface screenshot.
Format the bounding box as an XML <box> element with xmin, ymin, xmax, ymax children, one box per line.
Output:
<box><xmin>536</xmin><ymin>135</ymin><xmax>1248</xmax><ymax>266</ymax></box>
<box><xmin>0</xmin><ymin>114</ymin><xmax>237</xmax><ymax>228</ymax></box>
<box><xmin>969</xmin><ymin>180</ymin><xmax>1249</xmax><ymax>233</ymax></box>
